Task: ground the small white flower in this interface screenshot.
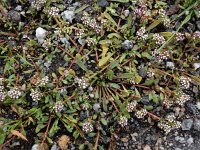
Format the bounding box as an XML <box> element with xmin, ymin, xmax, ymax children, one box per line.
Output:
<box><xmin>82</xmin><ymin>122</ymin><xmax>93</xmax><ymax>133</ymax></box>
<box><xmin>135</xmin><ymin>108</ymin><xmax>147</xmax><ymax>118</ymax></box>
<box><xmin>118</xmin><ymin>116</ymin><xmax>128</xmax><ymax>127</ymax></box>
<box><xmin>8</xmin><ymin>87</ymin><xmax>22</xmax><ymax>99</ymax></box>
<box><xmin>53</xmin><ymin>101</ymin><xmax>64</xmax><ymax>113</ymax></box>
<box><xmin>30</xmin><ymin>89</ymin><xmax>41</xmax><ymax>102</ymax></box>
<box><xmin>126</xmin><ymin>101</ymin><xmax>137</xmax><ymax>112</ymax></box>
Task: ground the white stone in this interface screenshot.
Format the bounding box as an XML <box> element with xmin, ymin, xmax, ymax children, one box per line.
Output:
<box><xmin>193</xmin><ymin>63</ymin><xmax>200</xmax><ymax>70</ymax></box>
<box><xmin>196</xmin><ymin>102</ymin><xmax>200</xmax><ymax>109</ymax></box>
<box><xmin>61</xmin><ymin>10</ymin><xmax>75</xmax><ymax>23</ymax></box>
<box><xmin>36</xmin><ymin>27</ymin><xmax>47</xmax><ymax>44</ymax></box>
<box><xmin>166</xmin><ymin>61</ymin><xmax>175</xmax><ymax>69</ymax></box>
<box><xmin>31</xmin><ymin>144</ymin><xmax>39</xmax><ymax>150</ymax></box>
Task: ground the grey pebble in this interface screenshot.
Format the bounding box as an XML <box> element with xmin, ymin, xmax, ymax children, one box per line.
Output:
<box><xmin>187</xmin><ymin>136</ymin><xmax>194</xmax><ymax>146</ymax></box>
<box><xmin>197</xmin><ymin>21</ymin><xmax>200</xmax><ymax>30</ymax></box>
<box><xmin>8</xmin><ymin>10</ymin><xmax>21</xmax><ymax>22</ymax></box>
<box><xmin>122</xmin><ymin>40</ymin><xmax>133</xmax><ymax>50</ymax></box>
<box><xmin>181</xmin><ymin>119</ymin><xmax>193</xmax><ymax>131</ymax></box>
<box><xmin>186</xmin><ymin>103</ymin><xmax>197</xmax><ymax>115</ymax></box>
<box><xmin>98</xmin><ymin>0</ymin><xmax>109</xmax><ymax>7</ymax></box>
<box><xmin>193</xmin><ymin>119</ymin><xmax>200</xmax><ymax>131</ymax></box>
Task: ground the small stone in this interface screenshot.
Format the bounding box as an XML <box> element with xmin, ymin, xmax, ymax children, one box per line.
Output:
<box><xmin>121</xmin><ymin>137</ymin><xmax>129</xmax><ymax>143</ymax></box>
<box><xmin>8</xmin><ymin>10</ymin><xmax>21</xmax><ymax>22</ymax></box>
<box><xmin>31</xmin><ymin>144</ymin><xmax>39</xmax><ymax>150</ymax></box>
<box><xmin>196</xmin><ymin>102</ymin><xmax>200</xmax><ymax>110</ymax></box>
<box><xmin>140</xmin><ymin>96</ymin><xmax>149</xmax><ymax>105</ymax></box>
<box><xmin>186</xmin><ymin>103</ymin><xmax>197</xmax><ymax>115</ymax></box>
<box><xmin>15</xmin><ymin>5</ymin><xmax>22</xmax><ymax>11</ymax></box>
<box><xmin>138</xmin><ymin>68</ymin><xmax>147</xmax><ymax>78</ymax></box>
<box><xmin>143</xmin><ymin>145</ymin><xmax>151</xmax><ymax>150</ymax></box>
<box><xmin>61</xmin><ymin>10</ymin><xmax>75</xmax><ymax>23</ymax></box>
<box><xmin>122</xmin><ymin>40</ymin><xmax>133</xmax><ymax>50</ymax></box>
<box><xmin>98</xmin><ymin>0</ymin><xmax>109</xmax><ymax>7</ymax></box>
<box><xmin>166</xmin><ymin>61</ymin><xmax>175</xmax><ymax>69</ymax></box>
<box><xmin>57</xmin><ymin>135</ymin><xmax>70</xmax><ymax>150</ymax></box>
<box><xmin>93</xmin><ymin>103</ymin><xmax>101</xmax><ymax>112</ymax></box>
<box><xmin>175</xmin><ymin>148</ymin><xmax>182</xmax><ymax>150</ymax></box>
<box><xmin>197</xmin><ymin>21</ymin><xmax>200</xmax><ymax>30</ymax></box>
<box><xmin>187</xmin><ymin>136</ymin><xmax>194</xmax><ymax>146</ymax></box>
<box><xmin>193</xmin><ymin>119</ymin><xmax>200</xmax><ymax>131</ymax></box>
<box><xmin>51</xmin><ymin>143</ymin><xmax>59</xmax><ymax>150</ymax></box>
<box><xmin>194</xmin><ymin>63</ymin><xmax>200</xmax><ymax>70</ymax></box>
<box><xmin>181</xmin><ymin>119</ymin><xmax>193</xmax><ymax>131</ymax></box>
<box><xmin>36</xmin><ymin>27</ymin><xmax>47</xmax><ymax>44</ymax></box>
<box><xmin>124</xmin><ymin>10</ymin><xmax>130</xmax><ymax>17</ymax></box>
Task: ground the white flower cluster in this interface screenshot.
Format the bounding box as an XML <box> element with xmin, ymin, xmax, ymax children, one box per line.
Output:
<box><xmin>8</xmin><ymin>87</ymin><xmax>22</xmax><ymax>99</ymax></box>
<box><xmin>31</xmin><ymin>0</ymin><xmax>46</xmax><ymax>11</ymax></box>
<box><xmin>129</xmin><ymin>78</ymin><xmax>135</xmax><ymax>84</ymax></box>
<box><xmin>48</xmin><ymin>7</ymin><xmax>59</xmax><ymax>17</ymax></box>
<box><xmin>136</xmin><ymin>27</ymin><xmax>148</xmax><ymax>40</ymax></box>
<box><xmin>0</xmin><ymin>86</ymin><xmax>6</xmax><ymax>101</ymax></box>
<box><xmin>126</xmin><ymin>101</ymin><xmax>137</xmax><ymax>112</ymax></box>
<box><xmin>82</xmin><ymin>122</ymin><xmax>94</xmax><ymax>133</ymax></box>
<box><xmin>158</xmin><ymin>114</ymin><xmax>181</xmax><ymax>134</ymax></box>
<box><xmin>147</xmin><ymin>68</ymin><xmax>155</xmax><ymax>78</ymax></box>
<box><xmin>118</xmin><ymin>116</ymin><xmax>128</xmax><ymax>127</ymax></box>
<box><xmin>86</xmin><ymin>38</ymin><xmax>97</xmax><ymax>46</ymax></box>
<box><xmin>179</xmin><ymin>76</ymin><xmax>191</xmax><ymax>89</ymax></box>
<box><xmin>152</xmin><ymin>49</ymin><xmax>169</xmax><ymax>63</ymax></box>
<box><xmin>163</xmin><ymin>17</ymin><xmax>171</xmax><ymax>28</ymax></box>
<box><xmin>75</xmin><ymin>77</ymin><xmax>89</xmax><ymax>89</ymax></box>
<box><xmin>162</xmin><ymin>99</ymin><xmax>173</xmax><ymax>109</ymax></box>
<box><xmin>153</xmin><ymin>33</ymin><xmax>165</xmax><ymax>45</ymax></box>
<box><xmin>101</xmin><ymin>19</ymin><xmax>108</xmax><ymax>27</ymax></box>
<box><xmin>81</xmin><ymin>13</ymin><xmax>101</xmax><ymax>34</ymax></box>
<box><xmin>36</xmin><ymin>76</ymin><xmax>49</xmax><ymax>86</ymax></box>
<box><xmin>75</xmin><ymin>29</ymin><xmax>84</xmax><ymax>38</ymax></box>
<box><xmin>133</xmin><ymin>3</ymin><xmax>147</xmax><ymax>17</ymax></box>
<box><xmin>135</xmin><ymin>108</ymin><xmax>147</xmax><ymax>118</ymax></box>
<box><xmin>158</xmin><ymin>9</ymin><xmax>166</xmax><ymax>17</ymax></box>
<box><xmin>53</xmin><ymin>101</ymin><xmax>64</xmax><ymax>113</ymax></box>
<box><xmin>81</xmin><ymin>103</ymin><xmax>89</xmax><ymax>110</ymax></box>
<box><xmin>42</xmin><ymin>39</ymin><xmax>51</xmax><ymax>50</ymax></box>
<box><xmin>176</xmin><ymin>91</ymin><xmax>191</xmax><ymax>106</ymax></box>
<box><xmin>175</xmin><ymin>33</ymin><xmax>185</xmax><ymax>41</ymax></box>
<box><xmin>192</xmin><ymin>31</ymin><xmax>200</xmax><ymax>40</ymax></box>
<box><xmin>30</xmin><ymin>89</ymin><xmax>41</xmax><ymax>102</ymax></box>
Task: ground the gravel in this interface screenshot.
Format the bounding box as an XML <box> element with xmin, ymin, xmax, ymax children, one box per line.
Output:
<box><xmin>98</xmin><ymin>0</ymin><xmax>109</xmax><ymax>7</ymax></box>
<box><xmin>36</xmin><ymin>27</ymin><xmax>47</xmax><ymax>44</ymax></box>
<box><xmin>186</xmin><ymin>103</ymin><xmax>197</xmax><ymax>115</ymax></box>
<box><xmin>121</xmin><ymin>40</ymin><xmax>133</xmax><ymax>50</ymax></box>
<box><xmin>193</xmin><ymin>119</ymin><xmax>200</xmax><ymax>131</ymax></box>
<box><xmin>181</xmin><ymin>119</ymin><xmax>193</xmax><ymax>131</ymax></box>
<box><xmin>61</xmin><ymin>10</ymin><xmax>75</xmax><ymax>23</ymax></box>
<box><xmin>8</xmin><ymin>10</ymin><xmax>21</xmax><ymax>22</ymax></box>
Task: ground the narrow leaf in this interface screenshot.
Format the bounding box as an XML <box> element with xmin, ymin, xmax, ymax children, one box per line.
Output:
<box><xmin>146</xmin><ymin>18</ymin><xmax>162</xmax><ymax>31</ymax></box>
<box><xmin>11</xmin><ymin>130</ymin><xmax>28</xmax><ymax>141</ymax></box>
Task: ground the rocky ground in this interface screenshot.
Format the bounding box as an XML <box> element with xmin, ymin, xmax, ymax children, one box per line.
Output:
<box><xmin>0</xmin><ymin>0</ymin><xmax>200</xmax><ymax>150</ymax></box>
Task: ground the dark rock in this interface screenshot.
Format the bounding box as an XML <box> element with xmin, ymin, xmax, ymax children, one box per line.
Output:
<box><xmin>167</xmin><ymin>5</ymin><xmax>179</xmax><ymax>16</ymax></box>
<box><xmin>121</xmin><ymin>40</ymin><xmax>133</xmax><ymax>50</ymax></box>
<box><xmin>8</xmin><ymin>10</ymin><xmax>21</xmax><ymax>23</ymax></box>
<box><xmin>98</xmin><ymin>0</ymin><xmax>109</xmax><ymax>8</ymax></box>
<box><xmin>140</xmin><ymin>96</ymin><xmax>150</xmax><ymax>105</ymax></box>
<box><xmin>138</xmin><ymin>68</ymin><xmax>147</xmax><ymax>78</ymax></box>
<box><xmin>186</xmin><ymin>103</ymin><xmax>197</xmax><ymax>115</ymax></box>
<box><xmin>75</xmin><ymin>13</ymin><xmax>82</xmax><ymax>22</ymax></box>
<box><xmin>181</xmin><ymin>119</ymin><xmax>193</xmax><ymax>131</ymax></box>
<box><xmin>193</xmin><ymin>119</ymin><xmax>200</xmax><ymax>131</ymax></box>
<box><xmin>197</xmin><ymin>21</ymin><xmax>200</xmax><ymax>30</ymax></box>
<box><xmin>93</xmin><ymin>103</ymin><xmax>101</xmax><ymax>113</ymax></box>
